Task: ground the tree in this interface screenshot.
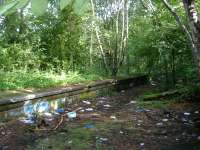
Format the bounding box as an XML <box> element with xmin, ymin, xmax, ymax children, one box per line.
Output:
<box><xmin>162</xmin><ymin>0</ymin><xmax>200</xmax><ymax>74</ymax></box>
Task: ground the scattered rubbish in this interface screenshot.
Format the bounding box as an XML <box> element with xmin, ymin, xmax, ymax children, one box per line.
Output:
<box><xmin>43</xmin><ymin>112</ymin><xmax>53</xmax><ymax>117</ymax></box>
<box><xmin>34</xmin><ymin>101</ymin><xmax>50</xmax><ymax>113</ymax></box>
<box><xmin>80</xmin><ymin>109</ymin><xmax>85</xmax><ymax>112</ymax></box>
<box><xmin>104</xmin><ymin>104</ymin><xmax>111</xmax><ymax>107</ymax></box>
<box><xmin>85</xmin><ymin>108</ymin><xmax>94</xmax><ymax>112</ymax></box>
<box><xmin>181</xmin><ymin>118</ymin><xmax>188</xmax><ymax>122</ymax></box>
<box><xmin>83</xmin><ymin>100</ymin><xmax>91</xmax><ymax>105</ymax></box>
<box><xmin>156</xmin><ymin>122</ymin><xmax>163</xmax><ymax>126</ymax></box>
<box><xmin>98</xmin><ymin>100</ymin><xmax>105</xmax><ymax>104</ymax></box>
<box><xmin>121</xmin><ymin>90</ymin><xmax>125</xmax><ymax>93</ymax></box>
<box><xmin>120</xmin><ymin>131</ymin><xmax>123</xmax><ymax>134</ymax></box>
<box><xmin>184</xmin><ymin>112</ymin><xmax>190</xmax><ymax>116</ymax></box>
<box><xmin>162</xmin><ymin>119</ymin><xmax>168</xmax><ymax>122</ymax></box>
<box><xmin>56</xmin><ymin>108</ymin><xmax>65</xmax><ymax>114</ymax></box>
<box><xmin>197</xmin><ymin>136</ymin><xmax>200</xmax><ymax>140</ymax></box>
<box><xmin>99</xmin><ymin>137</ymin><xmax>108</xmax><ymax>142</ymax></box>
<box><xmin>138</xmin><ymin>120</ymin><xmax>143</xmax><ymax>123</ymax></box>
<box><xmin>20</xmin><ymin>118</ymin><xmax>35</xmax><ymax>124</ymax></box>
<box><xmin>176</xmin><ymin>138</ymin><xmax>179</xmax><ymax>141</ymax></box>
<box><xmin>84</xmin><ymin>124</ymin><xmax>95</xmax><ymax>129</ymax></box>
<box><xmin>68</xmin><ymin>140</ymin><xmax>73</xmax><ymax>144</ymax></box>
<box><xmin>67</xmin><ymin>112</ymin><xmax>77</xmax><ymax>119</ymax></box>
<box><xmin>195</xmin><ymin>111</ymin><xmax>199</xmax><ymax>114</ymax></box>
<box><xmin>140</xmin><ymin>143</ymin><xmax>145</xmax><ymax>146</ymax></box>
<box><xmin>129</xmin><ymin>101</ymin><xmax>137</xmax><ymax>104</ymax></box>
<box><xmin>110</xmin><ymin>115</ymin><xmax>117</xmax><ymax>119</ymax></box>
<box><xmin>135</xmin><ymin>107</ymin><xmax>151</xmax><ymax>113</ymax></box>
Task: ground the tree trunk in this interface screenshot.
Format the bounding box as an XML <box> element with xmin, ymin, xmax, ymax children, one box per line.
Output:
<box><xmin>162</xmin><ymin>0</ymin><xmax>200</xmax><ymax>74</ymax></box>
<box><xmin>182</xmin><ymin>0</ymin><xmax>200</xmax><ymax>73</ymax></box>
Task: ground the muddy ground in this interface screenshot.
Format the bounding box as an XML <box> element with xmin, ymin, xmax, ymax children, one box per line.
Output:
<box><xmin>0</xmin><ymin>85</ymin><xmax>200</xmax><ymax>150</ymax></box>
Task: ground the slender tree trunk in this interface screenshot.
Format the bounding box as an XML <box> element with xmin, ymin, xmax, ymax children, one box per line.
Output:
<box><xmin>162</xmin><ymin>0</ymin><xmax>200</xmax><ymax>74</ymax></box>
<box><xmin>182</xmin><ymin>0</ymin><xmax>200</xmax><ymax>72</ymax></box>
<box><xmin>90</xmin><ymin>0</ymin><xmax>109</xmax><ymax>73</ymax></box>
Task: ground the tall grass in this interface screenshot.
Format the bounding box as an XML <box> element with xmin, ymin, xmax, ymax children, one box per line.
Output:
<box><xmin>0</xmin><ymin>70</ymin><xmax>105</xmax><ymax>90</ymax></box>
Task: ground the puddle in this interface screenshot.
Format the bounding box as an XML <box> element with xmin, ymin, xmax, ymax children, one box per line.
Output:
<box><xmin>0</xmin><ymin>86</ymin><xmax>115</xmax><ymax>123</ymax></box>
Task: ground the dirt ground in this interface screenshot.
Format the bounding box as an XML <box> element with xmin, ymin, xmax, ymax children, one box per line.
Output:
<box><xmin>0</xmin><ymin>85</ymin><xmax>200</xmax><ymax>150</ymax></box>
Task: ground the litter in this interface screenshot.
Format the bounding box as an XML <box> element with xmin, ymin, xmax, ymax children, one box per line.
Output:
<box><xmin>56</xmin><ymin>108</ymin><xmax>65</xmax><ymax>114</ymax></box>
<box><xmin>197</xmin><ymin>136</ymin><xmax>200</xmax><ymax>140</ymax></box>
<box><xmin>67</xmin><ymin>112</ymin><xmax>77</xmax><ymax>119</ymax></box>
<box><xmin>99</xmin><ymin>137</ymin><xmax>108</xmax><ymax>142</ymax></box>
<box><xmin>120</xmin><ymin>131</ymin><xmax>123</xmax><ymax>134</ymax></box>
<box><xmin>156</xmin><ymin>122</ymin><xmax>163</xmax><ymax>126</ymax></box>
<box><xmin>20</xmin><ymin>118</ymin><xmax>35</xmax><ymax>124</ymax></box>
<box><xmin>138</xmin><ymin>120</ymin><xmax>143</xmax><ymax>123</ymax></box>
<box><xmin>34</xmin><ymin>101</ymin><xmax>50</xmax><ymax>113</ymax></box>
<box><xmin>130</xmin><ymin>101</ymin><xmax>137</xmax><ymax>104</ymax></box>
<box><xmin>80</xmin><ymin>109</ymin><xmax>85</xmax><ymax>112</ymax></box>
<box><xmin>140</xmin><ymin>143</ymin><xmax>145</xmax><ymax>146</ymax></box>
<box><xmin>110</xmin><ymin>115</ymin><xmax>117</xmax><ymax>119</ymax></box>
<box><xmin>184</xmin><ymin>112</ymin><xmax>190</xmax><ymax>116</ymax></box>
<box><xmin>195</xmin><ymin>111</ymin><xmax>199</xmax><ymax>114</ymax></box>
<box><xmin>104</xmin><ymin>104</ymin><xmax>111</xmax><ymax>107</ymax></box>
<box><xmin>83</xmin><ymin>100</ymin><xmax>91</xmax><ymax>105</ymax></box>
<box><xmin>84</xmin><ymin>124</ymin><xmax>95</xmax><ymax>129</ymax></box>
<box><xmin>43</xmin><ymin>112</ymin><xmax>53</xmax><ymax>117</ymax></box>
<box><xmin>85</xmin><ymin>108</ymin><xmax>94</xmax><ymax>112</ymax></box>
<box><xmin>162</xmin><ymin>119</ymin><xmax>168</xmax><ymax>122</ymax></box>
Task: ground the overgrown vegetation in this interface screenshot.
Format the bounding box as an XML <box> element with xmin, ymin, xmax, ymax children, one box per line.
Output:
<box><xmin>0</xmin><ymin>0</ymin><xmax>199</xmax><ymax>91</ymax></box>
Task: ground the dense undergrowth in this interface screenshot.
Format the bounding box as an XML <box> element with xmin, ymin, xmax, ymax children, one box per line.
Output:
<box><xmin>0</xmin><ymin>70</ymin><xmax>106</xmax><ymax>90</ymax></box>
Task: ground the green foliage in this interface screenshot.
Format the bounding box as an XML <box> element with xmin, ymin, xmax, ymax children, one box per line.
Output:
<box><xmin>0</xmin><ymin>0</ymin><xmax>18</xmax><ymax>15</ymax></box>
<box><xmin>31</xmin><ymin>0</ymin><xmax>48</xmax><ymax>16</ymax></box>
<box><xmin>0</xmin><ymin>70</ymin><xmax>104</xmax><ymax>90</ymax></box>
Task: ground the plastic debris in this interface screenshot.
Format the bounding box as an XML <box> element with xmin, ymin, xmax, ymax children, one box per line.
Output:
<box><xmin>34</xmin><ymin>101</ymin><xmax>50</xmax><ymax>113</ymax></box>
<box><xmin>67</xmin><ymin>112</ymin><xmax>77</xmax><ymax>119</ymax></box>
<box><xmin>99</xmin><ymin>137</ymin><xmax>108</xmax><ymax>142</ymax></box>
<box><xmin>56</xmin><ymin>108</ymin><xmax>65</xmax><ymax>114</ymax></box>
<box><xmin>85</xmin><ymin>108</ymin><xmax>94</xmax><ymax>112</ymax></box>
<box><xmin>23</xmin><ymin>101</ymin><xmax>34</xmax><ymax>116</ymax></box>
<box><xmin>43</xmin><ymin>112</ymin><xmax>53</xmax><ymax>117</ymax></box>
<box><xmin>162</xmin><ymin>119</ymin><xmax>168</xmax><ymax>122</ymax></box>
<box><xmin>84</xmin><ymin>124</ymin><xmax>95</xmax><ymax>129</ymax></box>
<box><xmin>20</xmin><ymin>118</ymin><xmax>35</xmax><ymax>124</ymax></box>
<box><xmin>140</xmin><ymin>143</ymin><xmax>145</xmax><ymax>146</ymax></box>
<box><xmin>156</xmin><ymin>122</ymin><xmax>163</xmax><ymax>126</ymax></box>
<box><xmin>197</xmin><ymin>136</ymin><xmax>200</xmax><ymax>140</ymax></box>
<box><xmin>135</xmin><ymin>107</ymin><xmax>151</xmax><ymax>113</ymax></box>
<box><xmin>182</xmin><ymin>118</ymin><xmax>188</xmax><ymax>122</ymax></box>
<box><xmin>80</xmin><ymin>109</ymin><xmax>85</xmax><ymax>112</ymax></box>
<box><xmin>83</xmin><ymin>100</ymin><xmax>91</xmax><ymax>105</ymax></box>
<box><xmin>195</xmin><ymin>111</ymin><xmax>199</xmax><ymax>114</ymax></box>
<box><xmin>120</xmin><ymin>131</ymin><xmax>123</xmax><ymax>134</ymax></box>
<box><xmin>129</xmin><ymin>101</ymin><xmax>137</xmax><ymax>104</ymax></box>
<box><xmin>110</xmin><ymin>115</ymin><xmax>117</xmax><ymax>119</ymax></box>
<box><xmin>68</xmin><ymin>140</ymin><xmax>73</xmax><ymax>144</ymax></box>
<box><xmin>104</xmin><ymin>104</ymin><xmax>111</xmax><ymax>108</ymax></box>
<box><xmin>184</xmin><ymin>112</ymin><xmax>190</xmax><ymax>116</ymax></box>
<box><xmin>138</xmin><ymin>120</ymin><xmax>143</xmax><ymax>123</ymax></box>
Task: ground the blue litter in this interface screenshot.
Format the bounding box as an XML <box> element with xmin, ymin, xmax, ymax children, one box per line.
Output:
<box><xmin>67</xmin><ymin>112</ymin><xmax>77</xmax><ymax>119</ymax></box>
<box><xmin>34</xmin><ymin>101</ymin><xmax>50</xmax><ymax>113</ymax></box>
<box><xmin>56</xmin><ymin>108</ymin><xmax>65</xmax><ymax>114</ymax></box>
<box><xmin>84</xmin><ymin>124</ymin><xmax>95</xmax><ymax>129</ymax></box>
